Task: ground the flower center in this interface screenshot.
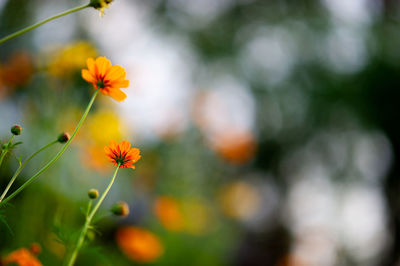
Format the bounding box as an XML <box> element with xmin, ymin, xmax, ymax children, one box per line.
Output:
<box><xmin>114</xmin><ymin>154</ymin><xmax>128</xmax><ymax>165</ymax></box>
<box><xmin>97</xmin><ymin>79</ymin><xmax>105</xmax><ymax>89</ymax></box>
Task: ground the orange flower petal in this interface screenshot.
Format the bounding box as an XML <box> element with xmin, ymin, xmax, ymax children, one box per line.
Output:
<box><xmin>109</xmin><ymin>89</ymin><xmax>127</xmax><ymax>102</ymax></box>
<box><xmin>82</xmin><ymin>56</ymin><xmax>130</xmax><ymax>102</ymax></box>
<box><xmin>110</xmin><ymin>80</ymin><xmax>129</xmax><ymax>89</ymax></box>
<box><xmin>82</xmin><ymin>69</ymin><xmax>96</xmax><ymax>84</ymax></box>
<box><xmin>87</xmin><ymin>57</ymin><xmax>96</xmax><ymax>75</ymax></box>
<box><xmin>106</xmin><ymin>65</ymin><xmax>126</xmax><ymax>81</ymax></box>
<box><xmin>120</xmin><ymin>141</ymin><xmax>131</xmax><ymax>151</ymax></box>
<box><xmin>95</xmin><ymin>57</ymin><xmax>111</xmax><ymax>77</ymax></box>
<box><xmin>104</xmin><ymin>141</ymin><xmax>141</xmax><ymax>168</ymax></box>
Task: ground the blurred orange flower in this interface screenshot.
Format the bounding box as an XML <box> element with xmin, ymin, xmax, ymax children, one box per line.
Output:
<box><xmin>0</xmin><ymin>51</ymin><xmax>34</xmax><ymax>98</ymax></box>
<box><xmin>104</xmin><ymin>140</ymin><xmax>141</xmax><ymax>169</ymax></box>
<box><xmin>83</xmin><ymin>145</ymin><xmax>111</xmax><ymax>172</ymax></box>
<box><xmin>211</xmin><ymin>130</ymin><xmax>257</xmax><ymax>164</ymax></box>
<box><xmin>154</xmin><ymin>196</ymin><xmax>184</xmax><ymax>231</ymax></box>
<box><xmin>81</xmin><ymin>56</ymin><xmax>129</xmax><ymax>101</ymax></box>
<box><xmin>2</xmin><ymin>248</ymin><xmax>42</xmax><ymax>266</ymax></box>
<box><xmin>116</xmin><ymin>226</ymin><xmax>163</xmax><ymax>263</ymax></box>
<box><xmin>276</xmin><ymin>254</ymin><xmax>309</xmax><ymax>266</ymax></box>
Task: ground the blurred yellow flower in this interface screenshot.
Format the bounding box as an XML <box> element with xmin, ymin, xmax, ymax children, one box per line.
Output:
<box><xmin>82</xmin><ymin>145</ymin><xmax>111</xmax><ymax>172</ymax></box>
<box><xmin>48</xmin><ymin>41</ymin><xmax>97</xmax><ymax>78</ymax></box>
<box><xmin>85</xmin><ymin>110</ymin><xmax>126</xmax><ymax>145</ymax></box>
<box><xmin>181</xmin><ymin>199</ymin><xmax>213</xmax><ymax>235</ymax></box>
<box><xmin>2</xmin><ymin>248</ymin><xmax>42</xmax><ymax>266</ymax></box>
<box><xmin>218</xmin><ymin>181</ymin><xmax>262</xmax><ymax>221</ymax></box>
<box><xmin>116</xmin><ymin>226</ymin><xmax>163</xmax><ymax>263</ymax></box>
<box><xmin>154</xmin><ymin>196</ymin><xmax>185</xmax><ymax>231</ymax></box>
<box><xmin>80</xmin><ymin>110</ymin><xmax>128</xmax><ymax>172</ymax></box>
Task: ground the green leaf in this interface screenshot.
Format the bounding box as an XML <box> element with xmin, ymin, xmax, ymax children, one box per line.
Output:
<box><xmin>9</xmin><ymin>141</ymin><xmax>23</xmax><ymax>149</ymax></box>
<box><xmin>0</xmin><ymin>213</ymin><xmax>13</xmax><ymax>235</ymax></box>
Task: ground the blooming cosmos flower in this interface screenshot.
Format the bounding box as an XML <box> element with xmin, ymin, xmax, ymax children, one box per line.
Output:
<box><xmin>116</xmin><ymin>226</ymin><xmax>163</xmax><ymax>263</ymax></box>
<box><xmin>81</xmin><ymin>57</ymin><xmax>129</xmax><ymax>101</ymax></box>
<box><xmin>104</xmin><ymin>140</ymin><xmax>141</xmax><ymax>169</ymax></box>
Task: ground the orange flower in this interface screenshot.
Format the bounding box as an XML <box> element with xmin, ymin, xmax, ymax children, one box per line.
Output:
<box><xmin>211</xmin><ymin>130</ymin><xmax>257</xmax><ymax>165</ymax></box>
<box><xmin>2</xmin><ymin>248</ymin><xmax>42</xmax><ymax>266</ymax></box>
<box><xmin>104</xmin><ymin>140</ymin><xmax>141</xmax><ymax>169</ymax></box>
<box><xmin>81</xmin><ymin>57</ymin><xmax>129</xmax><ymax>101</ymax></box>
<box><xmin>154</xmin><ymin>196</ymin><xmax>184</xmax><ymax>231</ymax></box>
<box><xmin>116</xmin><ymin>226</ymin><xmax>163</xmax><ymax>263</ymax></box>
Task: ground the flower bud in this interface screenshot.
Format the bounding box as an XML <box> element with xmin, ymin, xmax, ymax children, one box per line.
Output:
<box><xmin>89</xmin><ymin>0</ymin><xmax>113</xmax><ymax>8</ymax></box>
<box><xmin>57</xmin><ymin>132</ymin><xmax>70</xmax><ymax>143</ymax></box>
<box><xmin>11</xmin><ymin>125</ymin><xmax>22</xmax><ymax>135</ymax></box>
<box><xmin>88</xmin><ymin>189</ymin><xmax>99</xmax><ymax>199</ymax></box>
<box><xmin>89</xmin><ymin>0</ymin><xmax>113</xmax><ymax>16</ymax></box>
<box><xmin>30</xmin><ymin>243</ymin><xmax>41</xmax><ymax>255</ymax></box>
<box><xmin>111</xmin><ymin>201</ymin><xmax>129</xmax><ymax>217</ymax></box>
<box><xmin>87</xmin><ymin>230</ymin><xmax>96</xmax><ymax>241</ymax></box>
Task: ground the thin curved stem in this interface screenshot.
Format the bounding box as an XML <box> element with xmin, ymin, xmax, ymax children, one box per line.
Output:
<box><xmin>0</xmin><ymin>90</ymin><xmax>99</xmax><ymax>206</ymax></box>
<box><xmin>66</xmin><ymin>165</ymin><xmax>120</xmax><ymax>266</ymax></box>
<box><xmin>0</xmin><ymin>135</ymin><xmax>14</xmax><ymax>169</ymax></box>
<box><xmin>0</xmin><ymin>140</ymin><xmax>58</xmax><ymax>202</ymax></box>
<box><xmin>0</xmin><ymin>4</ymin><xmax>90</xmax><ymax>45</ymax></box>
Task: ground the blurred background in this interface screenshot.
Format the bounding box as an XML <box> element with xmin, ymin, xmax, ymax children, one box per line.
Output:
<box><xmin>1</xmin><ymin>0</ymin><xmax>400</xmax><ymax>265</ymax></box>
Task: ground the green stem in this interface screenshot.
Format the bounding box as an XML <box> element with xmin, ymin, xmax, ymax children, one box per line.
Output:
<box><xmin>0</xmin><ymin>140</ymin><xmax>58</xmax><ymax>202</ymax></box>
<box><xmin>0</xmin><ymin>90</ymin><xmax>99</xmax><ymax>206</ymax></box>
<box><xmin>86</xmin><ymin>200</ymin><xmax>93</xmax><ymax>218</ymax></box>
<box><xmin>66</xmin><ymin>165</ymin><xmax>120</xmax><ymax>266</ymax></box>
<box><xmin>0</xmin><ymin>135</ymin><xmax>15</xmax><ymax>169</ymax></box>
<box><xmin>0</xmin><ymin>4</ymin><xmax>90</xmax><ymax>45</ymax></box>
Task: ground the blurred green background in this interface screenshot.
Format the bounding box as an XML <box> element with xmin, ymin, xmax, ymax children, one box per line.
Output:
<box><xmin>1</xmin><ymin>0</ymin><xmax>400</xmax><ymax>265</ymax></box>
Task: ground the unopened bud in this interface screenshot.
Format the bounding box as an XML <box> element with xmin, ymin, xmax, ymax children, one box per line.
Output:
<box><xmin>11</xmin><ymin>125</ymin><xmax>22</xmax><ymax>135</ymax></box>
<box><xmin>111</xmin><ymin>201</ymin><xmax>129</xmax><ymax>217</ymax></box>
<box><xmin>88</xmin><ymin>189</ymin><xmax>99</xmax><ymax>199</ymax></box>
<box><xmin>89</xmin><ymin>0</ymin><xmax>113</xmax><ymax>8</ymax></box>
<box><xmin>30</xmin><ymin>243</ymin><xmax>41</xmax><ymax>255</ymax></box>
<box><xmin>87</xmin><ymin>230</ymin><xmax>96</xmax><ymax>241</ymax></box>
<box><xmin>89</xmin><ymin>0</ymin><xmax>113</xmax><ymax>16</ymax></box>
<box><xmin>57</xmin><ymin>132</ymin><xmax>70</xmax><ymax>143</ymax></box>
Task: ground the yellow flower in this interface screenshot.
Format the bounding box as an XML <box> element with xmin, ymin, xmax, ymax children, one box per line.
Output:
<box><xmin>79</xmin><ymin>110</ymin><xmax>127</xmax><ymax>172</ymax></box>
<box><xmin>48</xmin><ymin>41</ymin><xmax>97</xmax><ymax>78</ymax></box>
<box><xmin>218</xmin><ymin>181</ymin><xmax>262</xmax><ymax>221</ymax></box>
<box><xmin>181</xmin><ymin>199</ymin><xmax>213</xmax><ymax>235</ymax></box>
<box><xmin>85</xmin><ymin>110</ymin><xmax>126</xmax><ymax>145</ymax></box>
